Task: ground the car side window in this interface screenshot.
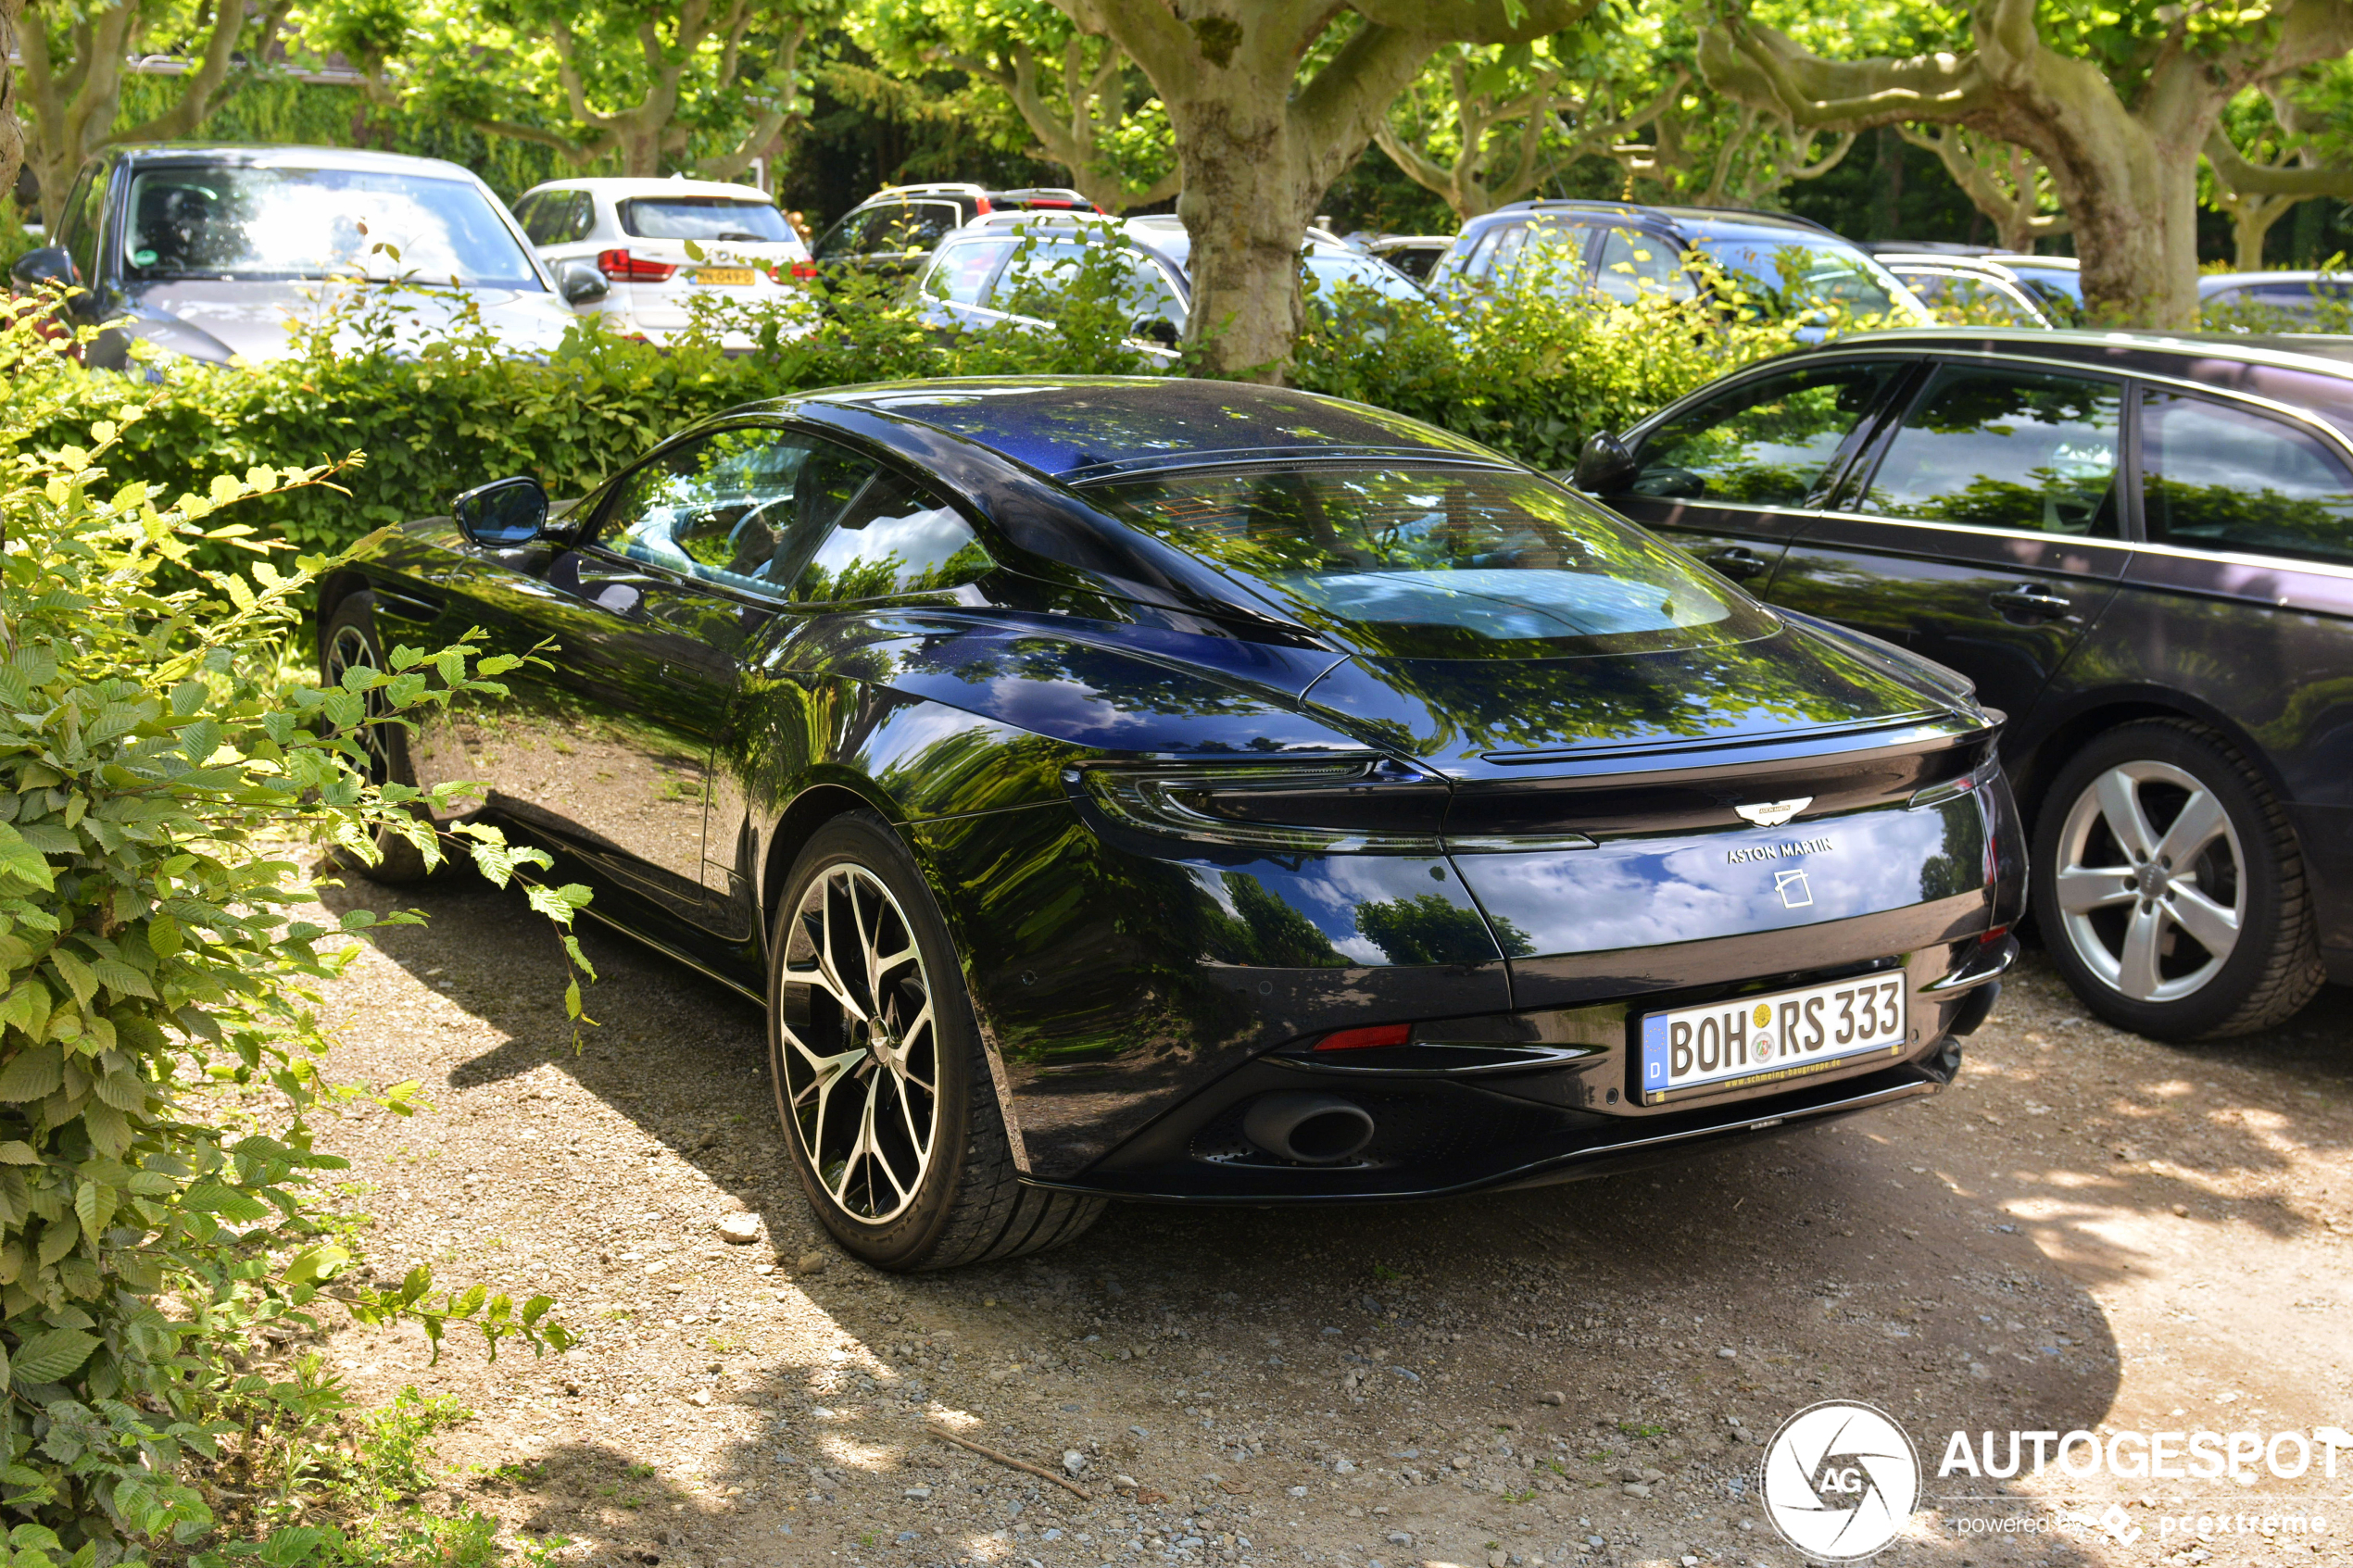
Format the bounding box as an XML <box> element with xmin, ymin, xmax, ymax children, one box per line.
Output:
<box><xmin>2141</xmin><ymin>392</ymin><xmax>2353</xmax><ymax>564</ymax></box>
<box><xmin>601</xmin><ymin>430</ymin><xmax>991</xmax><ymax>604</ymax></box>
<box><xmin>1629</xmin><ymin>361</ymin><xmax>1906</xmax><ymax>507</ymax></box>
<box><xmin>812</xmin><ymin>208</ymin><xmax>874</xmax><ymax>261</ymax></box>
<box><xmin>1857</xmin><ymin>365</ymin><xmax>2122</xmax><ymax>536</ymax></box>
<box><xmin>563</xmin><ymin>193</ymin><xmax>597</xmax><ymax>243</ymax></box>
<box><xmin>600</xmin><ymin>428</ymin><xmax>817</xmax><ymax>597</ymax></box>
<box><xmin>789</xmin><ymin>465</ymin><xmax>993</xmax><ymax>604</ymax></box>
<box><xmin>517</xmin><ymin>194</ymin><xmax>569</xmax><ymax>246</ymax></box>
<box><xmin>864</xmin><ymin>201</ymin><xmax>957</xmax><ymax>255</ymax></box>
<box><xmin>1479</xmin><ymin>222</ymin><xmax>1529</xmax><ymax>282</ymax></box>
<box><xmin>1592</xmin><ymin>227</ymin><xmax>1692</xmax><ymax>304</ymax></box>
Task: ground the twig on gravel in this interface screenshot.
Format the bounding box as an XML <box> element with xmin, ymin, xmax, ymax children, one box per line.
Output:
<box><xmin>925</xmin><ymin>1424</ymin><xmax>1091</xmax><ymax>1499</ymax></box>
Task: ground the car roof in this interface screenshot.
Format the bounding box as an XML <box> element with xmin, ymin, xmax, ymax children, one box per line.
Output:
<box><xmin>2197</xmin><ymin>270</ymin><xmax>2337</xmax><ymax>292</ymax></box>
<box><xmin>1780</xmin><ymin>327</ymin><xmax>2353</xmax><ymax>422</ymax></box>
<box><xmin>1984</xmin><ymin>254</ymin><xmax>2079</xmax><ymax>271</ymax></box>
<box><xmin>770</xmin><ymin>376</ymin><xmax>1508</xmax><ymax>479</ymax></box>
<box><xmin>1482</xmin><ymin>198</ymin><xmax>1835</xmax><ymax>237</ymax></box>
<box><xmin>523</xmin><ymin>177</ymin><xmax>772</xmax><ymax>201</ymax></box>
<box><xmin>108</xmin><ymin>144</ymin><xmax>488</xmax><ymax>182</ymax></box>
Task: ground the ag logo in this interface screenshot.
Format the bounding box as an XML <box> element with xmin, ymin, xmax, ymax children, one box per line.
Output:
<box><xmin>1759</xmin><ymin>1400</ymin><xmax>1919</xmax><ymax>1562</ymax></box>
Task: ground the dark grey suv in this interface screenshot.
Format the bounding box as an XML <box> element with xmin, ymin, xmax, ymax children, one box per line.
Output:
<box><xmin>1576</xmin><ymin>327</ymin><xmax>2353</xmax><ymax>1040</ymax></box>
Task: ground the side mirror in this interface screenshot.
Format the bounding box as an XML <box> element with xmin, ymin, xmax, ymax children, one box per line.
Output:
<box><xmin>1132</xmin><ymin>316</ymin><xmax>1181</xmax><ymax>349</ymax></box>
<box><xmin>11</xmin><ymin>245</ymin><xmax>79</xmax><ymax>295</ymax></box>
<box><xmin>1572</xmin><ymin>430</ymin><xmax>1639</xmax><ymax>494</ymax></box>
<box><xmin>557</xmin><ymin>259</ymin><xmax>610</xmax><ymax>307</ymax></box>
<box><xmin>453</xmin><ymin>476</ymin><xmax>549</xmax><ymax>548</ymax></box>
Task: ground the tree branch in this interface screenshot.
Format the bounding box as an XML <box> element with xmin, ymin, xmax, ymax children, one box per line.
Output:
<box><xmin>1348</xmin><ymin>0</ymin><xmax>1599</xmax><ymax>44</ymax></box>
<box><xmin>2204</xmin><ymin>126</ymin><xmax>2353</xmax><ymax>199</ymax></box>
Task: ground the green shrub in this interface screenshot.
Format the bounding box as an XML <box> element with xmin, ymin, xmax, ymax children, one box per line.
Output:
<box><xmin>0</xmin><ymin>298</ymin><xmax>582</xmax><ymax>1562</ymax></box>
<box><xmin>23</xmin><ymin>252</ymin><xmax>1808</xmax><ymax>572</ymax></box>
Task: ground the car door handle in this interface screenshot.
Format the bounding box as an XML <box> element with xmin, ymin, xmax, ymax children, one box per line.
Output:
<box><xmin>1704</xmin><ymin>546</ymin><xmax>1771</xmax><ymax>580</ymax></box>
<box><xmin>1988</xmin><ymin>585</ymin><xmax>2073</xmax><ymax>621</ymax></box>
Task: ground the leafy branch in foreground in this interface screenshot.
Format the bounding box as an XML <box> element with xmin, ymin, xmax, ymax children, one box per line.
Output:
<box><xmin>0</xmin><ymin>296</ymin><xmax>587</xmax><ymax>1560</ymax></box>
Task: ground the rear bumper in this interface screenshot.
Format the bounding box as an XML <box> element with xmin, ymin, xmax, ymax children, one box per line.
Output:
<box><xmin>1046</xmin><ymin>932</ymin><xmax>2014</xmax><ymax>1202</ymax></box>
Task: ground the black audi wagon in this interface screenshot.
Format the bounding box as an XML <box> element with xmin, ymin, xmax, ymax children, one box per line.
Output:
<box><xmin>1577</xmin><ymin>327</ymin><xmax>2353</xmax><ymax>1042</ymax></box>
<box><xmin>324</xmin><ymin>378</ymin><xmax>2021</xmax><ymax>1269</ymax></box>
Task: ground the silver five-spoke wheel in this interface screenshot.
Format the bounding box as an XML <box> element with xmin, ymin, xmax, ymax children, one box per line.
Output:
<box><xmin>2053</xmin><ymin>759</ymin><xmax>2244</xmax><ymax>1003</ymax></box>
<box><xmin>776</xmin><ymin>864</ymin><xmax>939</xmax><ymax>1223</ymax></box>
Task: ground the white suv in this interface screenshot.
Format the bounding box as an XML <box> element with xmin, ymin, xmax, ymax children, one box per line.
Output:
<box><xmin>512</xmin><ymin>176</ymin><xmax>812</xmax><ymax>341</ymax></box>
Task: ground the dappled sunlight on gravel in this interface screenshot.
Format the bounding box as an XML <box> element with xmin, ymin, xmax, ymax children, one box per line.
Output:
<box><xmin>297</xmin><ymin>860</ymin><xmax>2353</xmax><ymax>1568</ymax></box>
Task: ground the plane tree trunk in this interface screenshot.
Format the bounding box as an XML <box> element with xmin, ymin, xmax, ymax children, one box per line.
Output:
<box><xmin>1051</xmin><ymin>0</ymin><xmax>1594</xmax><ymax>381</ymax></box>
<box><xmin>1699</xmin><ymin>0</ymin><xmax>2353</xmax><ymax>327</ymax></box>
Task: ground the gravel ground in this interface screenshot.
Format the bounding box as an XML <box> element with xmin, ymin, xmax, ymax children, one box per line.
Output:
<box><xmin>296</xmin><ymin>860</ymin><xmax>2353</xmax><ymax>1568</ymax></box>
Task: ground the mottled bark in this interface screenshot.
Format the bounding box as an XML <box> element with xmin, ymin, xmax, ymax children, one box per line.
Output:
<box><xmin>0</xmin><ymin>0</ymin><xmax>24</xmax><ymax>209</ymax></box>
<box><xmin>1698</xmin><ymin>0</ymin><xmax>2353</xmax><ymax>326</ymax></box>
<box><xmin>1052</xmin><ymin>0</ymin><xmax>1594</xmax><ymax>380</ymax></box>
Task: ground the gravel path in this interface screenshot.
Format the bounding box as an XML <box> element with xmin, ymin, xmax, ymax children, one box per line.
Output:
<box><xmin>297</xmin><ymin>861</ymin><xmax>2353</xmax><ymax>1568</ymax></box>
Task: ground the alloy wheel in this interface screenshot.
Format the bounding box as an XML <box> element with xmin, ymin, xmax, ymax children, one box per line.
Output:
<box><xmin>323</xmin><ymin>622</ymin><xmax>393</xmax><ymax>785</ymax></box>
<box><xmin>776</xmin><ymin>864</ymin><xmax>940</xmax><ymax>1223</ymax></box>
<box><xmin>2052</xmin><ymin>759</ymin><xmax>2245</xmax><ymax>1004</ymax></box>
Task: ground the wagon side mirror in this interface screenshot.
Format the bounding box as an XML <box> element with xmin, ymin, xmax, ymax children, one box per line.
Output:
<box><xmin>453</xmin><ymin>475</ymin><xmax>549</xmax><ymax>548</ymax></box>
<box><xmin>557</xmin><ymin>259</ymin><xmax>610</xmax><ymax>307</ymax></box>
<box><xmin>1573</xmin><ymin>430</ymin><xmax>1639</xmax><ymax>494</ymax></box>
<box><xmin>10</xmin><ymin>245</ymin><xmax>77</xmax><ymax>292</ymax></box>
<box><xmin>1131</xmin><ymin>315</ymin><xmax>1181</xmax><ymax>349</ymax></box>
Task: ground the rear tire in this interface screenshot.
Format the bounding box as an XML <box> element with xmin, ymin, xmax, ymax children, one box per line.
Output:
<box><xmin>319</xmin><ymin>593</ymin><xmax>435</xmax><ymax>884</ymax></box>
<box><xmin>768</xmin><ymin>810</ymin><xmax>1104</xmax><ymax>1271</ymax></box>
<box><xmin>2031</xmin><ymin>719</ymin><xmax>2321</xmax><ymax>1040</ymax></box>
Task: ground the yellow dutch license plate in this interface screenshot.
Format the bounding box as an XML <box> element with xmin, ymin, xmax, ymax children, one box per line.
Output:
<box><xmin>695</xmin><ymin>268</ymin><xmax>757</xmax><ymax>286</ymax></box>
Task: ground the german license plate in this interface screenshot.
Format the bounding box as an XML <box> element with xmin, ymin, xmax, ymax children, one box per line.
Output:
<box><xmin>695</xmin><ymin>268</ymin><xmax>757</xmax><ymax>286</ymax></box>
<box><xmin>1636</xmin><ymin>971</ymin><xmax>1906</xmax><ymax>1103</ymax></box>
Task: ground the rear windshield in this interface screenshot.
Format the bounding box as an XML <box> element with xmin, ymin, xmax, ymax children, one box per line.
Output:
<box><xmin>1087</xmin><ymin>465</ymin><xmax>1768</xmax><ymax>659</ymax></box>
<box><xmin>620</xmin><ymin>197</ymin><xmax>794</xmax><ymax>243</ymax></box>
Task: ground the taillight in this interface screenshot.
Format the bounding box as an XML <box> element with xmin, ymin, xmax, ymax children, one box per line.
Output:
<box><xmin>788</xmin><ymin>260</ymin><xmax>818</xmax><ymax>281</ymax></box>
<box><xmin>1315</xmin><ymin>1023</ymin><xmax>1412</xmax><ymax>1052</ymax></box>
<box><xmin>596</xmin><ymin>248</ymin><xmax>676</xmax><ymax>282</ymax></box>
<box><xmin>1981</xmin><ymin>922</ymin><xmax>2012</xmax><ymax>946</ymax></box>
<box><xmin>975</xmin><ymin>196</ymin><xmax>994</xmax><ymax>215</ymax></box>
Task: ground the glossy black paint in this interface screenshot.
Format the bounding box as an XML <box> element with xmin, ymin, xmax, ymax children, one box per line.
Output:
<box><xmin>1591</xmin><ymin>328</ymin><xmax>2353</xmax><ymax>982</ymax></box>
<box><xmin>329</xmin><ymin>375</ymin><xmax>2020</xmax><ymax>1198</ymax></box>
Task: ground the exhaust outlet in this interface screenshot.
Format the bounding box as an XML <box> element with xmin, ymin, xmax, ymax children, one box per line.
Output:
<box><xmin>1242</xmin><ymin>1092</ymin><xmax>1375</xmax><ymax>1165</ymax></box>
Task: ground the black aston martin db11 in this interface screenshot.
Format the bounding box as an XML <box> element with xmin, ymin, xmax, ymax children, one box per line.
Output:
<box><xmin>321</xmin><ymin>377</ymin><xmax>2023</xmax><ymax>1270</ymax></box>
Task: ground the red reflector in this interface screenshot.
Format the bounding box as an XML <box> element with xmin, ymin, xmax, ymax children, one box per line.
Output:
<box><xmin>1981</xmin><ymin>922</ymin><xmax>2012</xmax><ymax>945</ymax></box>
<box><xmin>1031</xmin><ymin>199</ymin><xmax>1075</xmax><ymax>207</ymax></box>
<box><xmin>1314</xmin><ymin>1023</ymin><xmax>1412</xmax><ymax>1052</ymax></box>
<box><xmin>596</xmin><ymin>247</ymin><xmax>676</xmax><ymax>282</ymax></box>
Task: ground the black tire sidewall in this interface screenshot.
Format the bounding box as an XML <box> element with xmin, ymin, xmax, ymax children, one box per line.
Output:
<box><xmin>2032</xmin><ymin>722</ymin><xmax>2287</xmax><ymax>1040</ymax></box>
<box><xmin>768</xmin><ymin>811</ymin><xmax>979</xmax><ymax>1270</ymax></box>
<box><xmin>320</xmin><ymin>594</ymin><xmax>433</xmax><ymax>882</ymax></box>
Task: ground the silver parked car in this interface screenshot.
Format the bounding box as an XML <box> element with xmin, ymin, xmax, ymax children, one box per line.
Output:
<box><xmin>8</xmin><ymin>144</ymin><xmax>582</xmax><ymax>365</ymax></box>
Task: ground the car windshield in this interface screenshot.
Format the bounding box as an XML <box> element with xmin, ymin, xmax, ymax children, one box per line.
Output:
<box><xmin>620</xmin><ymin>196</ymin><xmax>794</xmax><ymax>243</ymax></box>
<box><xmin>1088</xmin><ymin>465</ymin><xmax>1765</xmax><ymax>659</ymax></box>
<box><xmin>1305</xmin><ymin>250</ymin><xmax>1424</xmax><ymax>302</ymax></box>
<box><xmin>1696</xmin><ymin>235</ymin><xmax>1909</xmax><ymax>320</ymax></box>
<box><xmin>122</xmin><ymin>165</ymin><xmax>543</xmax><ymax>287</ymax></box>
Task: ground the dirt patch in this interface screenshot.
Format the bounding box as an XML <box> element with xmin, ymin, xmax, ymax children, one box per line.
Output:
<box><xmin>302</xmin><ymin>863</ymin><xmax>2353</xmax><ymax>1568</ymax></box>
